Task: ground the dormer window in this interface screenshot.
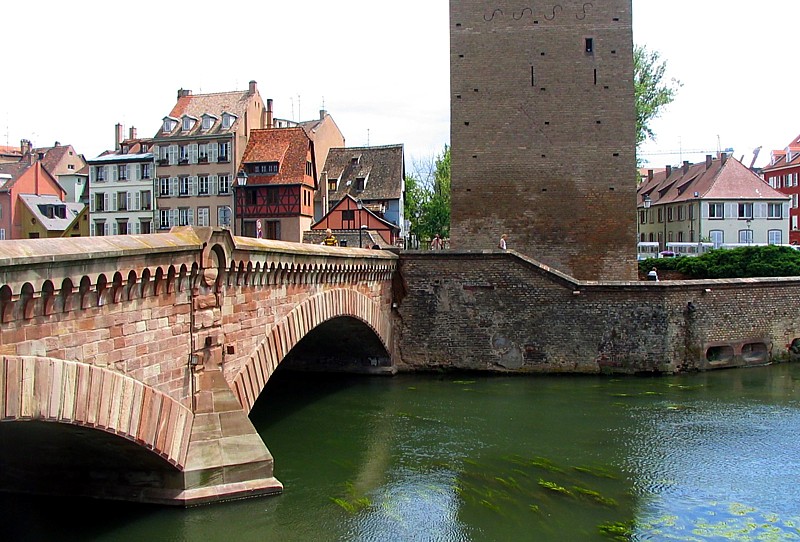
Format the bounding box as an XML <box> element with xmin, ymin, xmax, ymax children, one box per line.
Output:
<box><xmin>140</xmin><ymin>144</ymin><xmax>149</xmax><ymax>153</ymax></box>
<box><xmin>162</xmin><ymin>118</ymin><xmax>177</xmax><ymax>133</ymax></box>
<box><xmin>182</xmin><ymin>116</ymin><xmax>196</xmax><ymax>131</ymax></box>
<box><xmin>201</xmin><ymin>115</ymin><xmax>216</xmax><ymax>131</ymax></box>
<box><xmin>328</xmin><ymin>179</ymin><xmax>337</xmax><ymax>191</ymax></box>
<box><xmin>121</xmin><ymin>145</ymin><xmax>129</xmax><ymax>154</ymax></box>
<box><xmin>356</xmin><ymin>177</ymin><xmax>366</xmax><ymax>191</ymax></box>
<box><xmin>252</xmin><ymin>162</ymin><xmax>279</xmax><ymax>174</ymax></box>
<box><xmin>351</xmin><ymin>155</ymin><xmax>361</xmax><ymax>165</ymax></box>
<box><xmin>221</xmin><ymin>113</ymin><xmax>237</xmax><ymax>129</ymax></box>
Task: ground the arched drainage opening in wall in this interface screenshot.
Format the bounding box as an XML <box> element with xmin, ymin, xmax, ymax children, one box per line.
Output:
<box><xmin>790</xmin><ymin>338</ymin><xmax>800</xmax><ymax>357</ymax></box>
<box><xmin>706</xmin><ymin>345</ymin><xmax>734</xmax><ymax>364</ymax></box>
<box><xmin>741</xmin><ymin>342</ymin><xmax>769</xmax><ymax>364</ymax></box>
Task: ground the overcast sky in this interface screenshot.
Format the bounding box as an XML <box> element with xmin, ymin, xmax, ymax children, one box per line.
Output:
<box><xmin>2</xmin><ymin>1</ymin><xmax>796</xmax><ymax>170</ymax></box>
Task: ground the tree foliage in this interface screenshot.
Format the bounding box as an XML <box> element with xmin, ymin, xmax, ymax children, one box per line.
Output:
<box><xmin>639</xmin><ymin>246</ymin><xmax>800</xmax><ymax>279</ymax></box>
<box><xmin>634</xmin><ymin>45</ymin><xmax>681</xmax><ymax>160</ymax></box>
<box><xmin>404</xmin><ymin>145</ymin><xmax>451</xmax><ymax>242</ymax></box>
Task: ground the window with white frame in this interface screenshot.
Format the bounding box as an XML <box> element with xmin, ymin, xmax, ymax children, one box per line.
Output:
<box><xmin>159</xmin><ymin>209</ymin><xmax>172</xmax><ymax>229</ymax></box>
<box><xmin>738</xmin><ymin>202</ymin><xmax>753</xmax><ymax>219</ymax></box>
<box><xmin>198</xmin><ymin>175</ymin><xmax>209</xmax><ymax>195</ymax></box>
<box><xmin>218</xmin><ymin>175</ymin><xmax>230</xmax><ymax>194</ymax></box>
<box><xmin>117</xmin><ymin>220</ymin><xmax>129</xmax><ymax>235</ymax></box>
<box><xmin>710</xmin><ymin>230</ymin><xmax>724</xmax><ymax>248</ymax></box>
<box><xmin>708</xmin><ymin>202</ymin><xmax>724</xmax><ymax>219</ymax></box>
<box><xmin>768</xmin><ymin>229</ymin><xmax>782</xmax><ymax>245</ymax></box>
<box><xmin>178</xmin><ymin>207</ymin><xmax>193</xmax><ymax>226</ymax></box>
<box><xmin>179</xmin><ymin>145</ymin><xmax>189</xmax><ymax>163</ymax></box>
<box><xmin>117</xmin><ymin>164</ymin><xmax>128</xmax><ymax>180</ymax></box>
<box><xmin>159</xmin><ymin>177</ymin><xmax>170</xmax><ymax>196</ymax></box>
<box><xmin>219</xmin><ymin>142</ymin><xmax>230</xmax><ymax>161</ymax></box>
<box><xmin>180</xmin><ymin>176</ymin><xmax>190</xmax><ymax>195</ymax></box>
<box><xmin>794</xmin><ymin>216</ymin><xmax>799</xmax><ymax>230</ymax></box>
<box><xmin>222</xmin><ymin>114</ymin><xmax>236</xmax><ymax>129</ymax></box>
<box><xmin>197</xmin><ymin>207</ymin><xmax>210</xmax><ymax>227</ymax></box>
<box><xmin>96</xmin><ymin>166</ymin><xmax>106</xmax><ymax>181</ymax></box>
<box><xmin>94</xmin><ymin>192</ymin><xmax>105</xmax><ymax>212</ymax></box>
<box><xmin>182</xmin><ymin>117</ymin><xmax>195</xmax><ymax>131</ymax></box>
<box><xmin>768</xmin><ymin>203</ymin><xmax>783</xmax><ymax>219</ymax></box>
<box><xmin>162</xmin><ymin>118</ymin><xmax>176</xmax><ymax>132</ymax></box>
<box><xmin>738</xmin><ymin>229</ymin><xmax>753</xmax><ymax>244</ymax></box>
<box><xmin>117</xmin><ymin>191</ymin><xmax>128</xmax><ymax>211</ymax></box>
<box><xmin>218</xmin><ymin>206</ymin><xmax>231</xmax><ymax>226</ymax></box>
<box><xmin>141</xmin><ymin>163</ymin><xmax>151</xmax><ymax>179</ymax></box>
<box><xmin>202</xmin><ymin>116</ymin><xmax>214</xmax><ymax>130</ymax></box>
<box><xmin>794</xmin><ymin>194</ymin><xmax>799</xmax><ymax>209</ymax></box>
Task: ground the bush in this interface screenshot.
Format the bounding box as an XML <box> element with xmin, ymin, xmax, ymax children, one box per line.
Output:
<box><xmin>640</xmin><ymin>246</ymin><xmax>800</xmax><ymax>279</ymax></box>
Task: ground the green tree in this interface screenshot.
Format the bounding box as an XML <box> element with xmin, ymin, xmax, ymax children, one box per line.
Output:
<box><xmin>634</xmin><ymin>45</ymin><xmax>681</xmax><ymax>161</ymax></box>
<box><xmin>404</xmin><ymin>145</ymin><xmax>451</xmax><ymax>243</ymax></box>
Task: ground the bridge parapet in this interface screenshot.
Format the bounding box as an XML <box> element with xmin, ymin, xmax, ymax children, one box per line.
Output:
<box><xmin>0</xmin><ymin>227</ymin><xmax>397</xmax><ymax>505</ymax></box>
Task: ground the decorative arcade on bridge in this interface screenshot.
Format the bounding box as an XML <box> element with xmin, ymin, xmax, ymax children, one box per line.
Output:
<box><xmin>0</xmin><ymin>227</ymin><xmax>397</xmax><ymax>505</ymax></box>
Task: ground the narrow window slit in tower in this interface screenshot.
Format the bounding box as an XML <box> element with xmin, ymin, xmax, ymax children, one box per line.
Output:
<box><xmin>459</xmin><ymin>54</ymin><xmax>464</xmax><ymax>58</ymax></box>
<box><xmin>465</xmin><ymin>122</ymin><xmax>470</xmax><ymax>126</ymax></box>
<box><xmin>585</xmin><ymin>38</ymin><xmax>594</xmax><ymax>54</ymax></box>
<box><xmin>531</xmin><ymin>66</ymin><xmax>535</xmax><ymax>86</ymax></box>
<box><xmin>613</xmin><ymin>153</ymin><xmax>620</xmax><ymax>157</ymax></box>
<box><xmin>594</xmin><ymin>69</ymin><xmax>597</xmax><ymax>85</ymax></box>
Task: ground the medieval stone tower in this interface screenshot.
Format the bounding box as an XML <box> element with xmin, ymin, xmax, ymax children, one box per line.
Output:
<box><xmin>449</xmin><ymin>0</ymin><xmax>637</xmax><ymax>281</ymax></box>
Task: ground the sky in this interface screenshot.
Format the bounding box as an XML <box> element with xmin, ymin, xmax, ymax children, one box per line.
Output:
<box><xmin>1</xmin><ymin>1</ymin><xmax>797</xmax><ymax>170</ymax></box>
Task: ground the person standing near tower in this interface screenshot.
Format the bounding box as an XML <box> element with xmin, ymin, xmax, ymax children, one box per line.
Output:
<box><xmin>498</xmin><ymin>234</ymin><xmax>508</xmax><ymax>250</ymax></box>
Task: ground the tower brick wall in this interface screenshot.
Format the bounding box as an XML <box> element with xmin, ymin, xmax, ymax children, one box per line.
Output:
<box><xmin>449</xmin><ymin>0</ymin><xmax>637</xmax><ymax>280</ymax></box>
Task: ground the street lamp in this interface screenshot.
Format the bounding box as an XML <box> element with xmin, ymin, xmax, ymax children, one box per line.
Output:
<box><xmin>643</xmin><ymin>195</ymin><xmax>651</xmax><ymax>209</ymax></box>
<box><xmin>746</xmin><ymin>219</ymin><xmax>752</xmax><ymax>244</ymax></box>
<box><xmin>235</xmin><ymin>171</ymin><xmax>247</xmax><ymax>236</ymax></box>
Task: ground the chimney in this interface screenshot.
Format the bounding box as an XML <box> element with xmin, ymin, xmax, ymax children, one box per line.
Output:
<box><xmin>177</xmin><ymin>88</ymin><xmax>192</xmax><ymax>99</ymax></box>
<box><xmin>249</xmin><ymin>80</ymin><xmax>257</xmax><ymax>95</ymax></box>
<box><xmin>647</xmin><ymin>169</ymin><xmax>654</xmax><ymax>181</ymax></box>
<box><xmin>720</xmin><ymin>152</ymin><xmax>728</xmax><ymax>166</ymax></box>
<box><xmin>266</xmin><ymin>99</ymin><xmax>274</xmax><ymax>129</ymax></box>
<box><xmin>320</xmin><ymin>109</ymin><xmax>327</xmax><ymax>121</ymax></box>
<box><xmin>129</xmin><ymin>126</ymin><xmax>137</xmax><ymax>140</ymax></box>
<box><xmin>682</xmin><ymin>160</ymin><xmax>690</xmax><ymax>174</ymax></box>
<box><xmin>705</xmin><ymin>154</ymin><xmax>713</xmax><ymax>170</ymax></box>
<box><xmin>54</xmin><ymin>141</ymin><xmax>60</xmax><ymax>147</ymax></box>
<box><xmin>666</xmin><ymin>165</ymin><xmax>672</xmax><ymax>177</ymax></box>
<box><xmin>115</xmin><ymin>123</ymin><xmax>124</xmax><ymax>151</ymax></box>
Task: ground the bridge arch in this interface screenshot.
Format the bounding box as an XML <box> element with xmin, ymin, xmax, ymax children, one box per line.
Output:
<box><xmin>231</xmin><ymin>288</ymin><xmax>393</xmax><ymax>413</ymax></box>
<box><xmin>0</xmin><ymin>356</ymin><xmax>193</xmax><ymax>469</ymax></box>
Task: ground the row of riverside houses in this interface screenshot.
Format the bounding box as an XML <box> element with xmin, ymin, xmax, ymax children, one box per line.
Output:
<box><xmin>84</xmin><ymin>81</ymin><xmax>406</xmax><ymax>247</ymax></box>
<box><xmin>0</xmin><ymin>140</ymin><xmax>90</xmax><ymax>240</ymax></box>
<box><xmin>635</xmin><ymin>145</ymin><xmax>797</xmax><ymax>251</ymax></box>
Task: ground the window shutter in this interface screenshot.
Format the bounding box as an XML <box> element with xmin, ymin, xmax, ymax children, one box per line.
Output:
<box><xmin>189</xmin><ymin>144</ymin><xmax>198</xmax><ymax>164</ymax></box>
<box><xmin>701</xmin><ymin>202</ymin><xmax>708</xmax><ymax>218</ymax></box>
<box><xmin>111</xmin><ymin>165</ymin><xmax>118</xmax><ymax>182</ymax></box>
<box><xmin>188</xmin><ymin>208</ymin><xmax>195</xmax><ymax>226</ymax></box>
<box><xmin>169</xmin><ymin>145</ymin><xmax>178</xmax><ymax>165</ymax></box>
<box><xmin>134</xmin><ymin>222</ymin><xmax>140</xmax><ymax>234</ymax></box>
<box><xmin>756</xmin><ymin>202</ymin><xmax>767</xmax><ymax>218</ymax></box>
<box><xmin>127</xmin><ymin>192</ymin><xmax>132</xmax><ymax>211</ymax></box>
<box><xmin>90</xmin><ymin>166</ymin><xmax>96</xmax><ymax>183</ymax></box>
<box><xmin>112</xmin><ymin>222</ymin><xmax>118</xmax><ymax>235</ymax></box>
<box><xmin>171</xmin><ymin>209</ymin><xmax>178</xmax><ymax>227</ymax></box>
<box><xmin>210</xmin><ymin>174</ymin><xmax>218</xmax><ymax>195</ymax></box>
<box><xmin>209</xmin><ymin>142</ymin><xmax>218</xmax><ymax>162</ymax></box>
<box><xmin>785</xmin><ymin>202</ymin><xmax>791</xmax><ymax>220</ymax></box>
<box><xmin>724</xmin><ymin>203</ymin><xmax>736</xmax><ymax>219</ymax></box>
<box><xmin>152</xmin><ymin>145</ymin><xmax>159</xmax><ymax>161</ymax></box>
<box><xmin>90</xmin><ymin>223</ymin><xmax>95</xmax><ymax>236</ymax></box>
<box><xmin>190</xmin><ymin>176</ymin><xmax>197</xmax><ymax>196</ymax></box>
<box><xmin>111</xmin><ymin>192</ymin><xmax>117</xmax><ymax>211</ymax></box>
<box><xmin>135</xmin><ymin>191</ymin><xmax>141</xmax><ymax>211</ymax></box>
<box><xmin>90</xmin><ymin>194</ymin><xmax>96</xmax><ymax>212</ymax></box>
<box><xmin>104</xmin><ymin>222</ymin><xmax>110</xmax><ymax>236</ymax></box>
<box><xmin>104</xmin><ymin>193</ymin><xmax>110</xmax><ymax>212</ymax></box>
<box><xmin>133</xmin><ymin>163</ymin><xmax>140</xmax><ymax>181</ymax></box>
<box><xmin>171</xmin><ymin>177</ymin><xmax>178</xmax><ymax>196</ymax></box>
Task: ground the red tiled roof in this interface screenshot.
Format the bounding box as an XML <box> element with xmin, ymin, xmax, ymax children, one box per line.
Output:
<box><xmin>156</xmin><ymin>89</ymin><xmax>256</xmax><ymax>138</ymax></box>
<box><xmin>240</xmin><ymin>128</ymin><xmax>313</xmax><ymax>187</ymax></box>
<box><xmin>637</xmin><ymin>155</ymin><xmax>786</xmax><ymax>207</ymax></box>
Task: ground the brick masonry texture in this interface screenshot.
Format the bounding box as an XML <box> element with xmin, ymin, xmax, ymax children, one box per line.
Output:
<box><xmin>449</xmin><ymin>0</ymin><xmax>637</xmax><ymax>281</ymax></box>
<box><xmin>396</xmin><ymin>252</ymin><xmax>800</xmax><ymax>373</ymax></box>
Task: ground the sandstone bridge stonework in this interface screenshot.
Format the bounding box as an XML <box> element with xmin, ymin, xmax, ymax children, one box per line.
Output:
<box><xmin>0</xmin><ymin>227</ymin><xmax>397</xmax><ymax>505</ymax></box>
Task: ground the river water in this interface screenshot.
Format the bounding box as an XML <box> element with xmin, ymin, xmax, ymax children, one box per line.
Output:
<box><xmin>3</xmin><ymin>363</ymin><xmax>800</xmax><ymax>541</ymax></box>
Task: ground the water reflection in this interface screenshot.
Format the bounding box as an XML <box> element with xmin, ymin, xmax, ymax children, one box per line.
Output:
<box><xmin>2</xmin><ymin>365</ymin><xmax>800</xmax><ymax>541</ymax></box>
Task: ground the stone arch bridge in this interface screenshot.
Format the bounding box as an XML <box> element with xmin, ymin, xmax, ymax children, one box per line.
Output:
<box><xmin>0</xmin><ymin>227</ymin><xmax>397</xmax><ymax>505</ymax></box>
